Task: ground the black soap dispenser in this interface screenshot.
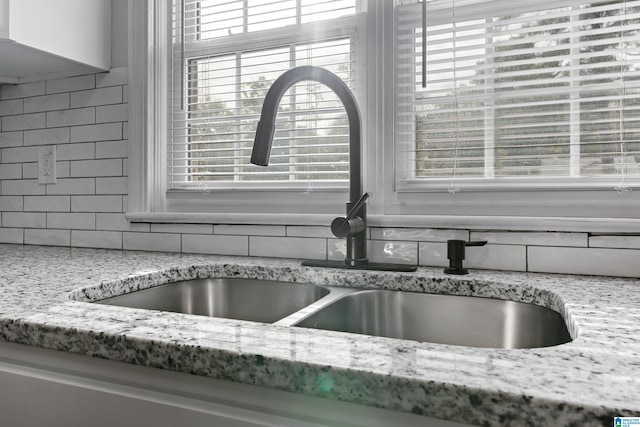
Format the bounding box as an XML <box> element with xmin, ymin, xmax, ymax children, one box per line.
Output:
<box><xmin>444</xmin><ymin>240</ymin><xmax>487</xmax><ymax>275</ymax></box>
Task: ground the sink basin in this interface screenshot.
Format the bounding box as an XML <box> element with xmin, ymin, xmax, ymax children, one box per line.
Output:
<box><xmin>96</xmin><ymin>278</ymin><xmax>330</xmax><ymax>323</ymax></box>
<box><xmin>293</xmin><ymin>290</ymin><xmax>572</xmax><ymax>349</ymax></box>
<box><xmin>93</xmin><ymin>277</ymin><xmax>571</xmax><ymax>349</ymax></box>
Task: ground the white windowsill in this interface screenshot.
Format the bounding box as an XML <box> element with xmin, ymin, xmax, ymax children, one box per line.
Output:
<box><xmin>125</xmin><ymin>211</ymin><xmax>640</xmax><ymax>233</ymax></box>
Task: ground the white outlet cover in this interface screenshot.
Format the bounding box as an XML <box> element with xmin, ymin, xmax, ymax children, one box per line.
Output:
<box><xmin>38</xmin><ymin>146</ymin><xmax>57</xmax><ymax>184</ymax></box>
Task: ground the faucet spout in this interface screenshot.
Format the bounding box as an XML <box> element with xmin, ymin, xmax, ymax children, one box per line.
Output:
<box><xmin>251</xmin><ymin>66</ymin><xmax>362</xmax><ymax>202</ymax></box>
<box><xmin>251</xmin><ymin>66</ymin><xmax>416</xmax><ymax>273</ymax></box>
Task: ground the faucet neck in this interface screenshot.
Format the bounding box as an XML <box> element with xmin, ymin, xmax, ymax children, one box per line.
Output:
<box><xmin>252</xmin><ymin>66</ymin><xmax>368</xmax><ymax>266</ymax></box>
<box><xmin>251</xmin><ymin>66</ymin><xmax>363</xmax><ymax>204</ymax></box>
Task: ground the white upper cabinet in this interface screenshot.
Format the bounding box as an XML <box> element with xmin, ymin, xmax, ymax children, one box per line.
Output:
<box><xmin>0</xmin><ymin>0</ymin><xmax>110</xmax><ymax>83</ymax></box>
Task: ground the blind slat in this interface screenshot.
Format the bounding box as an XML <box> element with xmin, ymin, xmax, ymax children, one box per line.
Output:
<box><xmin>395</xmin><ymin>0</ymin><xmax>640</xmax><ymax>182</ymax></box>
<box><xmin>168</xmin><ymin>0</ymin><xmax>357</xmax><ymax>186</ymax></box>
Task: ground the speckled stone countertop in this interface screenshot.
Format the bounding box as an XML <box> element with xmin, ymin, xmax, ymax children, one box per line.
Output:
<box><xmin>0</xmin><ymin>244</ymin><xmax>638</xmax><ymax>426</ymax></box>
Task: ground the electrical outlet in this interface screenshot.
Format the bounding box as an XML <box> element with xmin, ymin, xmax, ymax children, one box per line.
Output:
<box><xmin>38</xmin><ymin>146</ymin><xmax>57</xmax><ymax>184</ymax></box>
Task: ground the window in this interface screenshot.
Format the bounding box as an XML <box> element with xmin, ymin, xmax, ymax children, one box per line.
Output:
<box><xmin>395</xmin><ymin>0</ymin><xmax>640</xmax><ymax>190</ymax></box>
<box><xmin>129</xmin><ymin>0</ymin><xmax>640</xmax><ymax>227</ymax></box>
<box><xmin>168</xmin><ymin>0</ymin><xmax>360</xmax><ymax>190</ymax></box>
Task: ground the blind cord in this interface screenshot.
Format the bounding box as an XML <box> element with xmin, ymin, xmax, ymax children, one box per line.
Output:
<box><xmin>447</xmin><ymin>0</ymin><xmax>461</xmax><ymax>196</ymax></box>
<box><xmin>180</xmin><ymin>0</ymin><xmax>186</xmax><ymax>111</ymax></box>
<box><xmin>422</xmin><ymin>0</ymin><xmax>427</xmax><ymax>88</ymax></box>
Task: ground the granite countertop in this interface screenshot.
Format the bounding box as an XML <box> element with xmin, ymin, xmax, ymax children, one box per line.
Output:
<box><xmin>0</xmin><ymin>244</ymin><xmax>638</xmax><ymax>426</ymax></box>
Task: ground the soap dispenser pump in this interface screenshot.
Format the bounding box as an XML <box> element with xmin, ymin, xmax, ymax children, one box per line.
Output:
<box><xmin>444</xmin><ymin>240</ymin><xmax>487</xmax><ymax>275</ymax></box>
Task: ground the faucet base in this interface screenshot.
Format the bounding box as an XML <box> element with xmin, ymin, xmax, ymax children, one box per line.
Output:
<box><xmin>302</xmin><ymin>259</ymin><xmax>417</xmax><ymax>272</ymax></box>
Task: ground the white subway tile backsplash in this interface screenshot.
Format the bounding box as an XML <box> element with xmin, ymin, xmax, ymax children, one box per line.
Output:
<box><xmin>0</xmin><ymin>99</ymin><xmax>23</xmax><ymax>116</ymax></box>
<box><xmin>71</xmin><ymin>195</ymin><xmax>122</xmax><ymax>213</ymax></box>
<box><xmin>528</xmin><ymin>246</ymin><xmax>640</xmax><ymax>278</ymax></box>
<box><xmin>0</xmin><ymin>196</ymin><xmax>23</xmax><ymax>211</ymax></box>
<box><xmin>286</xmin><ymin>226</ymin><xmax>333</xmax><ymax>238</ymax></box>
<box><xmin>24</xmin><ymin>93</ymin><xmax>69</xmax><ymax>113</ymax></box>
<box><xmin>0</xmin><ymin>228</ymin><xmax>23</xmax><ymax>244</ymax></box>
<box><xmin>371</xmin><ymin>228</ymin><xmax>469</xmax><ymax>242</ymax></box>
<box><xmin>0</xmin><ymin>131</ymin><xmax>23</xmax><ymax>148</ymax></box>
<box><xmin>96</xmin><ymin>69</ymin><xmax>128</xmax><ymax>88</ymax></box>
<box><xmin>2</xmin><ymin>146</ymin><xmax>38</xmax><ymax>163</ymax></box>
<box><xmin>24</xmin><ymin>196</ymin><xmax>70</xmax><ymax>212</ymax></box>
<box><xmin>327</xmin><ymin>239</ymin><xmax>346</xmax><ymax>261</ymax></box>
<box><xmin>418</xmin><ymin>242</ymin><xmax>448</xmax><ymax>268</ymax></box>
<box><xmin>249</xmin><ymin>236</ymin><xmax>326</xmax><ymax>260</ymax></box>
<box><xmin>467</xmin><ymin>244</ymin><xmax>527</xmax><ymax>272</ymax></box>
<box><xmin>57</xmin><ymin>143</ymin><xmax>95</xmax><ymax>161</ymax></box>
<box><xmin>123</xmin><ymin>232</ymin><xmax>181</xmax><ymax>252</ymax></box>
<box><xmin>42</xmin><ymin>178</ymin><xmax>94</xmax><ymax>195</ymax></box>
<box><xmin>182</xmin><ymin>234</ymin><xmax>248</xmax><ymax>256</ymax></box>
<box><xmin>470</xmin><ymin>231</ymin><xmax>588</xmax><ymax>247</ymax></box>
<box><xmin>70</xmin><ymin>159</ymin><xmax>122</xmax><ymax>177</ymax></box>
<box><xmin>46</xmin><ymin>107</ymin><xmax>95</xmax><ymax>128</ymax></box>
<box><xmin>151</xmin><ymin>223</ymin><xmax>213</xmax><ymax>234</ymax></box>
<box><xmin>23</xmin><ymin>162</ymin><xmax>69</xmax><ymax>179</ymax></box>
<box><xmin>589</xmin><ymin>235</ymin><xmax>640</xmax><ymax>249</ymax></box>
<box><xmin>3</xmin><ymin>212</ymin><xmax>46</xmax><ymax>228</ymax></box>
<box><xmin>96</xmin><ymin>214</ymin><xmax>150</xmax><ymax>232</ymax></box>
<box><xmin>72</xmin><ymin>230</ymin><xmax>122</xmax><ymax>249</ymax></box>
<box><xmin>24</xmin><ymin>229</ymin><xmax>70</xmax><ymax>246</ymax></box>
<box><xmin>47</xmin><ymin>213</ymin><xmax>95</xmax><ymax>230</ymax></box>
<box><xmin>95</xmin><ymin>140</ymin><xmax>128</xmax><ymax>159</ymax></box>
<box><xmin>2</xmin><ymin>113</ymin><xmax>46</xmax><ymax>132</ymax></box>
<box><xmin>328</xmin><ymin>239</ymin><xmax>418</xmax><ymax>265</ymax></box>
<box><xmin>46</xmin><ymin>75</ymin><xmax>95</xmax><ymax>94</ymax></box>
<box><xmin>70</xmin><ymin>86</ymin><xmax>122</xmax><ymax>108</ymax></box>
<box><xmin>214</xmin><ymin>225</ymin><xmax>286</xmax><ymax>236</ymax></box>
<box><xmin>2</xmin><ymin>179</ymin><xmax>45</xmax><ymax>195</ymax></box>
<box><xmin>18</xmin><ymin>164</ymin><xmax>35</xmax><ymax>177</ymax></box>
<box><xmin>2</xmin><ymin>82</ymin><xmax>45</xmax><ymax>100</ymax></box>
<box><xmin>96</xmin><ymin>104</ymin><xmax>128</xmax><ymax>123</ymax></box>
<box><xmin>0</xmin><ymin>163</ymin><xmax>22</xmax><ymax>180</ymax></box>
<box><xmin>96</xmin><ymin>177</ymin><xmax>127</xmax><ymax>195</ymax></box>
<box><xmin>23</xmin><ymin>127</ymin><xmax>70</xmax><ymax>146</ymax></box>
<box><xmin>70</xmin><ymin>123</ymin><xmax>122</xmax><ymax>143</ymax></box>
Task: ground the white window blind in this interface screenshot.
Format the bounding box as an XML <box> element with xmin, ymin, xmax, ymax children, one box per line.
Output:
<box><xmin>395</xmin><ymin>0</ymin><xmax>640</xmax><ymax>190</ymax></box>
<box><xmin>168</xmin><ymin>0</ymin><xmax>358</xmax><ymax>190</ymax></box>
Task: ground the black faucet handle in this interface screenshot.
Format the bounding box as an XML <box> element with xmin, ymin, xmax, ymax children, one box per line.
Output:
<box><xmin>331</xmin><ymin>193</ymin><xmax>369</xmax><ymax>238</ymax></box>
<box><xmin>345</xmin><ymin>192</ymin><xmax>369</xmax><ymax>220</ymax></box>
<box><xmin>444</xmin><ymin>239</ymin><xmax>488</xmax><ymax>275</ymax></box>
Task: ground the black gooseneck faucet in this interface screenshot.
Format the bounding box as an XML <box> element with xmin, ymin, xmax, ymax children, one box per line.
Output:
<box><xmin>251</xmin><ymin>66</ymin><xmax>415</xmax><ymax>272</ymax></box>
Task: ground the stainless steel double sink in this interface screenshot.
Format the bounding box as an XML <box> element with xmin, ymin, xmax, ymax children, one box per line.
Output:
<box><xmin>96</xmin><ymin>278</ymin><xmax>572</xmax><ymax>349</ymax></box>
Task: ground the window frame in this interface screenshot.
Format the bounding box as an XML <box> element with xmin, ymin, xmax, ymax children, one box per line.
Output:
<box><xmin>129</xmin><ymin>0</ymin><xmax>368</xmax><ymax>219</ymax></box>
<box><xmin>384</xmin><ymin>0</ymin><xmax>640</xmax><ymax>221</ymax></box>
<box><xmin>128</xmin><ymin>0</ymin><xmax>640</xmax><ymax>232</ymax></box>
<box><xmin>393</xmin><ymin>0</ymin><xmax>640</xmax><ymax>192</ymax></box>
<box><xmin>168</xmin><ymin>15</ymin><xmax>360</xmax><ymax>192</ymax></box>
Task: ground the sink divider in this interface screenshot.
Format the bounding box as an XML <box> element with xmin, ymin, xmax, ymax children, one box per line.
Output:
<box><xmin>273</xmin><ymin>287</ymin><xmax>357</xmax><ymax>327</ymax></box>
